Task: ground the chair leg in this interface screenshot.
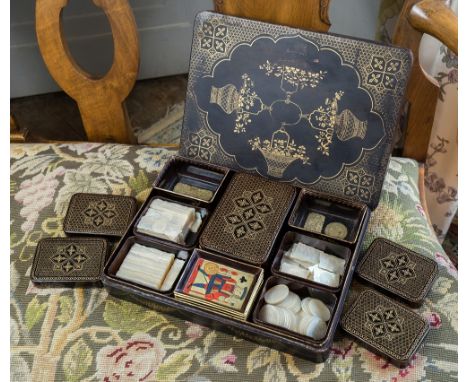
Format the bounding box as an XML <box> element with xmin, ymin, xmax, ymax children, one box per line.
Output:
<box><xmin>10</xmin><ymin>114</ymin><xmax>28</xmax><ymax>143</ymax></box>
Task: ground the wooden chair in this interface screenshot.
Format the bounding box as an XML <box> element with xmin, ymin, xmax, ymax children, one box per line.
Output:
<box><xmin>34</xmin><ymin>0</ymin><xmax>139</xmax><ymax>143</ymax></box>
<box><xmin>215</xmin><ymin>0</ymin><xmax>458</xmax><ymax>162</ymax></box>
<box><xmin>23</xmin><ymin>0</ymin><xmax>457</xmax><ymax>160</ymax></box>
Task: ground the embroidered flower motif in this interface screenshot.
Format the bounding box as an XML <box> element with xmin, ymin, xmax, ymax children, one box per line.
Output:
<box><xmin>208</xmin><ymin>349</ymin><xmax>237</xmax><ymax>372</ymax></box>
<box><xmin>80</xmin><ymin>145</ymin><xmax>133</xmax><ymax>178</ymax></box>
<box><xmin>61</xmin><ymin>142</ymin><xmax>102</xmax><ymax>155</ymax></box>
<box><xmin>222</xmin><ymin>354</ymin><xmax>236</xmax><ymax>365</ymax></box>
<box><xmin>14</xmin><ymin>167</ymin><xmax>65</xmax><ymax>233</ymax></box>
<box><xmin>10</xmin><ymin>144</ymin><xmax>51</xmax><ymax>160</ymax></box>
<box><xmin>432</xmin><ymin>277</ymin><xmax>453</xmax><ymax>295</ymax></box>
<box><xmin>330</xmin><ymin>340</ymin><xmax>354</xmax><ymax>359</ymax></box>
<box><xmin>423</xmin><ymin>312</ymin><xmax>442</xmax><ymax>329</ymax></box>
<box><xmin>96</xmin><ymin>333</ymin><xmax>166</xmax><ymax>382</ymax></box>
<box><xmin>435</xmin><ymin>252</ymin><xmax>457</xmax><ymax>279</ymax></box>
<box><xmin>185</xmin><ymin>322</ymin><xmax>204</xmax><ymax>339</ymax></box>
<box><xmin>367</xmin><ymin>202</ymin><xmax>405</xmax><ymax>242</ymax></box>
<box><xmin>54</xmin><ymin>171</ymin><xmax>108</xmax><ymax>217</ymax></box>
<box><xmin>440</xmin><ymin>46</ymin><xmax>458</xmax><ymax>69</ymax></box>
<box><xmin>359</xmin><ymin>350</ymin><xmax>427</xmax><ymax>381</ymax></box>
<box><xmin>416</xmin><ymin>204</ymin><xmax>426</xmax><ymax>218</ymax></box>
<box><xmin>135</xmin><ymin>147</ymin><xmax>174</xmax><ymax>172</ymax></box>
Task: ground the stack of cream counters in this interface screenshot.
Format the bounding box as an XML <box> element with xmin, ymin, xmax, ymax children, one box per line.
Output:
<box><xmin>116</xmin><ymin>243</ymin><xmax>187</xmax><ymax>292</ymax></box>
<box><xmin>136</xmin><ymin>199</ymin><xmax>204</xmax><ymax>244</ymax></box>
<box><xmin>279</xmin><ymin>242</ymin><xmax>346</xmax><ymax>288</ymax></box>
<box><xmin>258</xmin><ymin>284</ymin><xmax>330</xmax><ymax>340</ymax></box>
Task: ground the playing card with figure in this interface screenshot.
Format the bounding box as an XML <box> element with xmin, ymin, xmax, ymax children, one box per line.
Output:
<box><xmin>183</xmin><ymin>258</ymin><xmax>255</xmax><ymax>311</ymax></box>
<box><xmin>175</xmin><ymin>250</ymin><xmax>264</xmax><ymax>318</ymax></box>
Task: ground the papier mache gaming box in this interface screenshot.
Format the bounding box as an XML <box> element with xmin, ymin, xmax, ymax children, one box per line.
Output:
<box><xmin>102</xmin><ymin>11</ymin><xmax>412</xmax><ymax>362</ymax></box>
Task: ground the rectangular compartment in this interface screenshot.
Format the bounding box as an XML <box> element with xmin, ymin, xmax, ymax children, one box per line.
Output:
<box><xmin>289</xmin><ymin>190</ymin><xmax>367</xmax><ymax>244</ymax></box>
<box><xmin>102</xmin><ymin>180</ymin><xmax>371</xmax><ymax>363</ymax></box>
<box><xmin>106</xmin><ymin>236</ymin><xmax>190</xmax><ymax>295</ymax></box>
<box><xmin>252</xmin><ymin>276</ymin><xmax>338</xmax><ymax>346</ymax></box>
<box><xmin>271</xmin><ymin>231</ymin><xmax>352</xmax><ymax>293</ymax></box>
<box><xmin>133</xmin><ymin>195</ymin><xmax>209</xmax><ymax>249</ymax></box>
<box><xmin>153</xmin><ymin>156</ymin><xmax>230</xmax><ymax>204</ymax></box>
<box><xmin>174</xmin><ymin>249</ymin><xmax>264</xmax><ymax>319</ymax></box>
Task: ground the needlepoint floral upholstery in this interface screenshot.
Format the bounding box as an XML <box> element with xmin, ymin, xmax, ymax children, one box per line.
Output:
<box><xmin>10</xmin><ymin>143</ymin><xmax>458</xmax><ymax>381</ymax></box>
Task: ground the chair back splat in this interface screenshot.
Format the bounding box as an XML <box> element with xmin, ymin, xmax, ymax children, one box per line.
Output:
<box><xmin>36</xmin><ymin>0</ymin><xmax>139</xmax><ymax>143</ymax></box>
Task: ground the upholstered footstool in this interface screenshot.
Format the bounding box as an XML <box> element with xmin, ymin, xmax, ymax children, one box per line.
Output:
<box><xmin>10</xmin><ymin>143</ymin><xmax>457</xmax><ymax>381</ymax></box>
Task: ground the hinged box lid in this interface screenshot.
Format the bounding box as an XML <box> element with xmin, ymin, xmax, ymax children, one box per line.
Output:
<box><xmin>180</xmin><ymin>11</ymin><xmax>412</xmax><ymax>210</ymax></box>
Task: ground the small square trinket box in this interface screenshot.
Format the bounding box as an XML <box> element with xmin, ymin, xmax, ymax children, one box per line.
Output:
<box><xmin>341</xmin><ymin>289</ymin><xmax>429</xmax><ymax>367</ymax></box>
<box><xmin>31</xmin><ymin>237</ymin><xmax>108</xmax><ymax>283</ymax></box>
<box><xmin>357</xmin><ymin>238</ymin><xmax>438</xmax><ymax>306</ymax></box>
<box><xmin>63</xmin><ymin>193</ymin><xmax>137</xmax><ymax>237</ymax></box>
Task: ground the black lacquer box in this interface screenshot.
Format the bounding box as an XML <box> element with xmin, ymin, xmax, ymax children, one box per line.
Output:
<box><xmin>357</xmin><ymin>238</ymin><xmax>438</xmax><ymax>306</ymax></box>
<box><xmin>102</xmin><ymin>11</ymin><xmax>412</xmax><ymax>363</ymax></box>
<box><xmin>64</xmin><ymin>193</ymin><xmax>137</xmax><ymax>237</ymax></box>
<box><xmin>32</xmin><ymin>237</ymin><xmax>108</xmax><ymax>283</ymax></box>
<box><xmin>341</xmin><ymin>289</ymin><xmax>429</xmax><ymax>367</ymax></box>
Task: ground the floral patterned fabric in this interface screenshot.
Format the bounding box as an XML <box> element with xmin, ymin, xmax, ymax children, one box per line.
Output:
<box><xmin>10</xmin><ymin>143</ymin><xmax>458</xmax><ymax>381</ymax></box>
<box><xmin>376</xmin><ymin>0</ymin><xmax>458</xmax><ymax>242</ymax></box>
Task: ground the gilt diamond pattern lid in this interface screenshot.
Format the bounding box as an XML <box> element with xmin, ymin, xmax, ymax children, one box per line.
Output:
<box><xmin>31</xmin><ymin>237</ymin><xmax>108</xmax><ymax>283</ymax></box>
<box><xmin>180</xmin><ymin>11</ymin><xmax>412</xmax><ymax>209</ymax></box>
<box><xmin>341</xmin><ymin>289</ymin><xmax>429</xmax><ymax>367</ymax></box>
<box><xmin>199</xmin><ymin>172</ymin><xmax>295</xmax><ymax>264</ymax></box>
<box><xmin>357</xmin><ymin>238</ymin><xmax>438</xmax><ymax>306</ymax></box>
<box><xmin>63</xmin><ymin>193</ymin><xmax>137</xmax><ymax>237</ymax></box>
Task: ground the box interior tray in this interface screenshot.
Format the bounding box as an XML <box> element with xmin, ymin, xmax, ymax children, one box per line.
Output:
<box><xmin>103</xmin><ymin>156</ymin><xmax>370</xmax><ymax>363</ymax></box>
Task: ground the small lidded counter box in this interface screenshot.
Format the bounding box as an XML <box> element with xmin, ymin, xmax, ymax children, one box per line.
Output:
<box><xmin>341</xmin><ymin>289</ymin><xmax>429</xmax><ymax>367</ymax></box>
<box><xmin>32</xmin><ymin>237</ymin><xmax>108</xmax><ymax>283</ymax></box>
<box><xmin>357</xmin><ymin>238</ymin><xmax>438</xmax><ymax>306</ymax></box>
<box><xmin>64</xmin><ymin>193</ymin><xmax>137</xmax><ymax>237</ymax></box>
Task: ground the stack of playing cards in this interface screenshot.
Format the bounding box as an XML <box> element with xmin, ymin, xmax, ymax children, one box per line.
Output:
<box><xmin>279</xmin><ymin>242</ymin><xmax>346</xmax><ymax>288</ymax></box>
<box><xmin>175</xmin><ymin>251</ymin><xmax>264</xmax><ymax>320</ymax></box>
<box><xmin>116</xmin><ymin>243</ymin><xmax>187</xmax><ymax>292</ymax></box>
<box><xmin>136</xmin><ymin>198</ymin><xmax>205</xmax><ymax>244</ymax></box>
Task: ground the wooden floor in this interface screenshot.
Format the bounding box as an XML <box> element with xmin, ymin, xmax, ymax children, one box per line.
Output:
<box><xmin>11</xmin><ymin>75</ymin><xmax>188</xmax><ymax>143</ymax></box>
